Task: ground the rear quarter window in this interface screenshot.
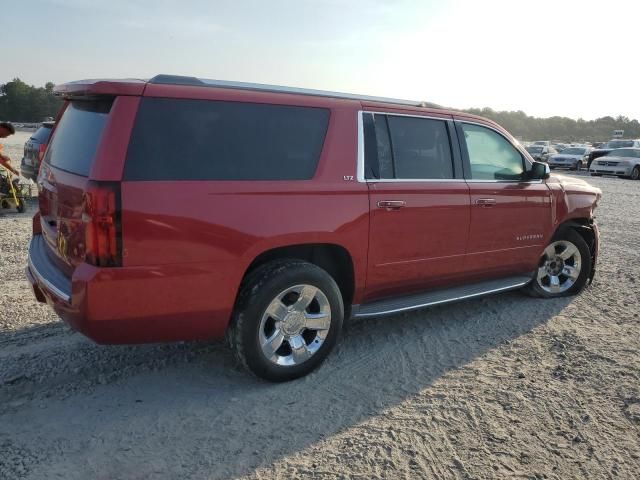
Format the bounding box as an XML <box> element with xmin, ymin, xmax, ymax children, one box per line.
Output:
<box><xmin>124</xmin><ymin>98</ymin><xmax>330</xmax><ymax>181</ymax></box>
<box><xmin>44</xmin><ymin>100</ymin><xmax>113</xmax><ymax>176</ymax></box>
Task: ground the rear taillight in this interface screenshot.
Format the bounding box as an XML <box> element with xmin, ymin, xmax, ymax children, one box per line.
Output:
<box><xmin>83</xmin><ymin>181</ymin><xmax>121</xmax><ymax>267</ymax></box>
<box><xmin>38</xmin><ymin>144</ymin><xmax>46</xmax><ymax>162</ymax></box>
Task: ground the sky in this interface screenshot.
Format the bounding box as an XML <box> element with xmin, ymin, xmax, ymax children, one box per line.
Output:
<box><xmin>3</xmin><ymin>0</ymin><xmax>639</xmax><ymax>121</ymax></box>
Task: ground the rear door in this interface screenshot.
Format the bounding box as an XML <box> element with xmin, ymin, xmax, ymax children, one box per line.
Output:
<box><xmin>362</xmin><ymin>111</ymin><xmax>470</xmax><ymax>301</ymax></box>
<box><xmin>38</xmin><ymin>99</ymin><xmax>114</xmax><ymax>276</ymax></box>
<box><xmin>456</xmin><ymin>119</ymin><xmax>553</xmax><ymax>277</ymax></box>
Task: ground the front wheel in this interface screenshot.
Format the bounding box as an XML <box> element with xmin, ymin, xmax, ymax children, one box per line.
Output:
<box><xmin>631</xmin><ymin>166</ymin><xmax>640</xmax><ymax>180</ymax></box>
<box><xmin>229</xmin><ymin>260</ymin><xmax>344</xmax><ymax>382</ymax></box>
<box><xmin>523</xmin><ymin>228</ymin><xmax>592</xmax><ymax>298</ymax></box>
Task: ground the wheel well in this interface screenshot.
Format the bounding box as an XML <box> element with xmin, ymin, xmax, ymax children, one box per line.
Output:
<box><xmin>243</xmin><ymin>244</ymin><xmax>355</xmax><ymax>306</ymax></box>
<box><xmin>556</xmin><ymin>219</ymin><xmax>595</xmax><ymax>253</ymax></box>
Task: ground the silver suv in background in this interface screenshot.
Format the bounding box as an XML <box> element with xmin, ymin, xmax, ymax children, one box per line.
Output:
<box><xmin>548</xmin><ymin>146</ymin><xmax>592</xmax><ymax>171</ymax></box>
<box><xmin>590</xmin><ymin>148</ymin><xmax>640</xmax><ymax>180</ymax></box>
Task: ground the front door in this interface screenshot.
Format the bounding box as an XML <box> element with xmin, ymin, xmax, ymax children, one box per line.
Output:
<box><xmin>456</xmin><ymin>120</ymin><xmax>553</xmax><ymax>278</ymax></box>
<box><xmin>362</xmin><ymin>112</ymin><xmax>470</xmax><ymax>301</ymax></box>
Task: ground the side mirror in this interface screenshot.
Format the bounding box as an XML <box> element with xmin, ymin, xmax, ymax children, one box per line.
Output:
<box><xmin>529</xmin><ymin>161</ymin><xmax>550</xmax><ymax>180</ymax></box>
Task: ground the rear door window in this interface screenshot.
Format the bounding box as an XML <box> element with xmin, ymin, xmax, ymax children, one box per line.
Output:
<box><xmin>124</xmin><ymin>98</ymin><xmax>330</xmax><ymax>181</ymax></box>
<box><xmin>44</xmin><ymin>100</ymin><xmax>112</xmax><ymax>176</ymax></box>
<box><xmin>363</xmin><ymin>113</ymin><xmax>454</xmax><ymax>180</ymax></box>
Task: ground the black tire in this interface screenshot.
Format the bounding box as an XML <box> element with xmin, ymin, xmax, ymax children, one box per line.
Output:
<box><xmin>574</xmin><ymin>161</ymin><xmax>583</xmax><ymax>171</ymax></box>
<box><xmin>16</xmin><ymin>198</ymin><xmax>25</xmax><ymax>213</ymax></box>
<box><xmin>228</xmin><ymin>259</ymin><xmax>344</xmax><ymax>382</ymax></box>
<box><xmin>523</xmin><ymin>228</ymin><xmax>592</xmax><ymax>298</ymax></box>
<box><xmin>631</xmin><ymin>166</ymin><xmax>640</xmax><ymax>181</ymax></box>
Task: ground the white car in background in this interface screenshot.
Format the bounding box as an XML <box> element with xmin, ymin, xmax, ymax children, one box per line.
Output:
<box><xmin>548</xmin><ymin>146</ymin><xmax>592</xmax><ymax>171</ymax></box>
<box><xmin>589</xmin><ymin>148</ymin><xmax>640</xmax><ymax>180</ymax></box>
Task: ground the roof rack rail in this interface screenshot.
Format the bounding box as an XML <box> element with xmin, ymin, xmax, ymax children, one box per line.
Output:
<box><xmin>149</xmin><ymin>74</ymin><xmax>441</xmax><ymax>109</ymax></box>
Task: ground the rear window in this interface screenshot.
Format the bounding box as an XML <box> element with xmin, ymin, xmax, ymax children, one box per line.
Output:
<box><xmin>44</xmin><ymin>100</ymin><xmax>112</xmax><ymax>176</ymax></box>
<box><xmin>124</xmin><ymin>98</ymin><xmax>330</xmax><ymax>181</ymax></box>
<box><xmin>31</xmin><ymin>125</ymin><xmax>53</xmax><ymax>143</ymax></box>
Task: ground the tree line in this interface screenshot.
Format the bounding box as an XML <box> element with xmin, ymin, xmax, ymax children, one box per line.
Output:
<box><xmin>1</xmin><ymin>78</ymin><xmax>638</xmax><ymax>142</ymax></box>
<box><xmin>463</xmin><ymin>107</ymin><xmax>640</xmax><ymax>142</ymax></box>
<box><xmin>0</xmin><ymin>78</ymin><xmax>63</xmax><ymax>123</ymax></box>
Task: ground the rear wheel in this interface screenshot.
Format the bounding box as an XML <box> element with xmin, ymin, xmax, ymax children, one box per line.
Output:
<box><xmin>524</xmin><ymin>228</ymin><xmax>592</xmax><ymax>298</ymax></box>
<box><xmin>631</xmin><ymin>166</ymin><xmax>640</xmax><ymax>180</ymax></box>
<box><xmin>229</xmin><ymin>260</ymin><xmax>344</xmax><ymax>382</ymax></box>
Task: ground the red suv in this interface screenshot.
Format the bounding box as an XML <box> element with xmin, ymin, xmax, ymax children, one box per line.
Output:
<box><xmin>27</xmin><ymin>75</ymin><xmax>601</xmax><ymax>381</ymax></box>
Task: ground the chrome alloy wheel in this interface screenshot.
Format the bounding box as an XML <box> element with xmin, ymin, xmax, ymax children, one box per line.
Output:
<box><xmin>259</xmin><ymin>284</ymin><xmax>332</xmax><ymax>366</ymax></box>
<box><xmin>536</xmin><ymin>240</ymin><xmax>582</xmax><ymax>294</ymax></box>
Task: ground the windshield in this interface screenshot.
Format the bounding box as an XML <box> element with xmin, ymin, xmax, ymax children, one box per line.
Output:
<box><xmin>526</xmin><ymin>146</ymin><xmax>543</xmax><ymax>154</ymax></box>
<box><xmin>605</xmin><ymin>149</ymin><xmax>636</xmax><ymax>158</ymax></box>
<box><xmin>561</xmin><ymin>148</ymin><xmax>586</xmax><ymax>155</ymax></box>
<box><xmin>605</xmin><ymin>140</ymin><xmax>634</xmax><ymax>149</ymax></box>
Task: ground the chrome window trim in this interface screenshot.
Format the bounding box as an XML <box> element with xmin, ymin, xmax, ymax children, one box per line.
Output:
<box><xmin>356</xmin><ymin>111</ymin><xmax>365</xmax><ymax>182</ymax></box>
<box><xmin>356</xmin><ymin>110</ymin><xmax>458</xmax><ymax>183</ymax></box>
<box><xmin>356</xmin><ymin>112</ymin><xmax>544</xmax><ymax>185</ymax></box>
<box><xmin>365</xmin><ymin>178</ymin><xmax>467</xmax><ymax>183</ymax></box>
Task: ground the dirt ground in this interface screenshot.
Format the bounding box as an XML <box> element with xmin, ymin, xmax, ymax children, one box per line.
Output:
<box><xmin>0</xmin><ymin>148</ymin><xmax>638</xmax><ymax>478</ymax></box>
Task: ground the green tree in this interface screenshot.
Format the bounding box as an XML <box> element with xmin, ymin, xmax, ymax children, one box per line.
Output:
<box><xmin>0</xmin><ymin>78</ymin><xmax>63</xmax><ymax>122</ymax></box>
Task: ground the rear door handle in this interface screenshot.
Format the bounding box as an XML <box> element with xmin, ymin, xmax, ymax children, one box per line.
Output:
<box><xmin>377</xmin><ymin>200</ymin><xmax>406</xmax><ymax>210</ymax></box>
<box><xmin>475</xmin><ymin>198</ymin><xmax>496</xmax><ymax>207</ymax></box>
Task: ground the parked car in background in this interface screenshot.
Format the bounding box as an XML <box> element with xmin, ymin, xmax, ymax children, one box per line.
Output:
<box><xmin>526</xmin><ymin>145</ymin><xmax>557</xmax><ymax>162</ymax></box>
<box><xmin>587</xmin><ymin>139</ymin><xmax>640</xmax><ymax>168</ymax></box>
<box><xmin>548</xmin><ymin>146</ymin><xmax>592</xmax><ymax>171</ymax></box>
<box><xmin>552</xmin><ymin>143</ymin><xmax>568</xmax><ymax>152</ymax></box>
<box><xmin>20</xmin><ymin>121</ymin><xmax>54</xmax><ymax>180</ymax></box>
<box><xmin>26</xmin><ymin>74</ymin><xmax>602</xmax><ymax>381</ymax></box>
<box><xmin>589</xmin><ymin>148</ymin><xmax>640</xmax><ymax>179</ymax></box>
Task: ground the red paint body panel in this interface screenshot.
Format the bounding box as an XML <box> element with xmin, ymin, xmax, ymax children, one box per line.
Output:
<box><xmin>27</xmin><ymin>77</ymin><xmax>602</xmax><ymax>345</ymax></box>
<box><xmin>365</xmin><ymin>182</ymin><xmax>470</xmax><ymax>301</ymax></box>
<box><xmin>466</xmin><ymin>182</ymin><xmax>553</xmax><ymax>276</ymax></box>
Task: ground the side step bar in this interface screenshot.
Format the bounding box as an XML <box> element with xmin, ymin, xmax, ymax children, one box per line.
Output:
<box><xmin>352</xmin><ymin>275</ymin><xmax>532</xmax><ymax>319</ymax></box>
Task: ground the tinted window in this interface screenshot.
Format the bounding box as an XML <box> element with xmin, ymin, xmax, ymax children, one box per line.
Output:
<box><xmin>31</xmin><ymin>125</ymin><xmax>53</xmax><ymax>143</ymax></box>
<box><xmin>386</xmin><ymin>116</ymin><xmax>453</xmax><ymax>179</ymax></box>
<box><xmin>125</xmin><ymin>98</ymin><xmax>329</xmax><ymax>181</ymax></box>
<box><xmin>561</xmin><ymin>148</ymin><xmax>586</xmax><ymax>155</ymax></box>
<box><xmin>44</xmin><ymin>100</ymin><xmax>112</xmax><ymax>176</ymax></box>
<box><xmin>606</xmin><ymin>140</ymin><xmax>634</xmax><ymax>148</ymax></box>
<box><xmin>461</xmin><ymin>123</ymin><xmax>524</xmax><ymax>180</ymax></box>
<box><xmin>607</xmin><ymin>148</ymin><xmax>635</xmax><ymax>158</ymax></box>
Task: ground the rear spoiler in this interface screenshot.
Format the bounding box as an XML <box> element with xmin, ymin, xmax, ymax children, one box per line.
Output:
<box><xmin>54</xmin><ymin>79</ymin><xmax>147</xmax><ymax>98</ymax></box>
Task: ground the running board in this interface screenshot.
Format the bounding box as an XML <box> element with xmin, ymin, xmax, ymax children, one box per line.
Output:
<box><xmin>352</xmin><ymin>275</ymin><xmax>532</xmax><ymax>319</ymax></box>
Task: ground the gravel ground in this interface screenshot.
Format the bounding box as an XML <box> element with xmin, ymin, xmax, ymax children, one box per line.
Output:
<box><xmin>0</xmin><ymin>166</ymin><xmax>639</xmax><ymax>479</ymax></box>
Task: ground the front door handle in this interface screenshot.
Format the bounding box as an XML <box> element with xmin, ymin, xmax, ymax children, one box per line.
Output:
<box><xmin>475</xmin><ymin>198</ymin><xmax>496</xmax><ymax>207</ymax></box>
<box><xmin>377</xmin><ymin>200</ymin><xmax>406</xmax><ymax>210</ymax></box>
